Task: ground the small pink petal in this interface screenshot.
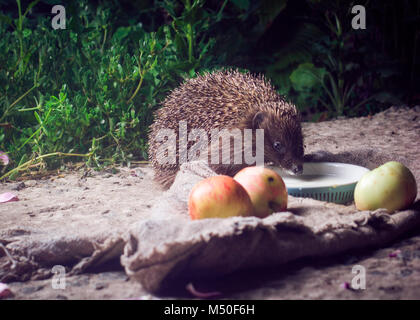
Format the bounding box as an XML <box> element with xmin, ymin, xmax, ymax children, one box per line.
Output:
<box><xmin>0</xmin><ymin>283</ymin><xmax>12</xmax><ymax>299</ymax></box>
<box><xmin>389</xmin><ymin>250</ymin><xmax>401</xmax><ymax>258</ymax></box>
<box><xmin>340</xmin><ymin>282</ymin><xmax>351</xmax><ymax>290</ymax></box>
<box><xmin>0</xmin><ymin>152</ymin><xmax>9</xmax><ymax>166</ymax></box>
<box><xmin>186</xmin><ymin>282</ymin><xmax>221</xmax><ymax>298</ymax></box>
<box><xmin>0</xmin><ymin>192</ymin><xmax>18</xmax><ymax>203</ymax></box>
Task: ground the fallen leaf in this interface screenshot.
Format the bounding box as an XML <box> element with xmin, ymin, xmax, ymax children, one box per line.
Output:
<box><xmin>186</xmin><ymin>282</ymin><xmax>221</xmax><ymax>298</ymax></box>
<box><xmin>340</xmin><ymin>282</ymin><xmax>351</xmax><ymax>290</ymax></box>
<box><xmin>0</xmin><ymin>152</ymin><xmax>9</xmax><ymax>166</ymax></box>
<box><xmin>0</xmin><ymin>283</ymin><xmax>12</xmax><ymax>299</ymax></box>
<box><xmin>0</xmin><ymin>192</ymin><xmax>18</xmax><ymax>203</ymax></box>
<box><xmin>389</xmin><ymin>249</ymin><xmax>401</xmax><ymax>258</ymax></box>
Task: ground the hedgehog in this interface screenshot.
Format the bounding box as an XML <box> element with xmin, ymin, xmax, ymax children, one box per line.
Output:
<box><xmin>148</xmin><ymin>70</ymin><xmax>304</xmax><ymax>189</ymax></box>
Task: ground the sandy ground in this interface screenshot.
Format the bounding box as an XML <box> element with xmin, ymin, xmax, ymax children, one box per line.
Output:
<box><xmin>1</xmin><ymin>106</ymin><xmax>420</xmax><ymax>300</ymax></box>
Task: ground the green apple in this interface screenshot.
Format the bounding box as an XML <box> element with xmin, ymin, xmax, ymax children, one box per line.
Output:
<box><xmin>234</xmin><ymin>166</ymin><xmax>288</xmax><ymax>218</ymax></box>
<box><xmin>188</xmin><ymin>175</ymin><xmax>255</xmax><ymax>220</ymax></box>
<box><xmin>354</xmin><ymin>161</ymin><xmax>417</xmax><ymax>213</ymax></box>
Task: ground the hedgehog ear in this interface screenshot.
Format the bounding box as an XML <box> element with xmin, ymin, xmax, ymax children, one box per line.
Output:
<box><xmin>252</xmin><ymin>111</ymin><xmax>265</xmax><ymax>129</ymax></box>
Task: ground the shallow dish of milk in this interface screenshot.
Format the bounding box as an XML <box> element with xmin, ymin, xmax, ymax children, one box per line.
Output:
<box><xmin>270</xmin><ymin>162</ymin><xmax>370</xmax><ymax>204</ymax></box>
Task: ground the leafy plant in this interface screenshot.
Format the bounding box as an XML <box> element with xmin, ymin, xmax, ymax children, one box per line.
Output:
<box><xmin>0</xmin><ymin>0</ymin><xmax>219</xmax><ymax>179</ymax></box>
<box><xmin>265</xmin><ymin>23</ymin><xmax>323</xmax><ymax>100</ymax></box>
<box><xmin>289</xmin><ymin>62</ymin><xmax>326</xmax><ymax>114</ymax></box>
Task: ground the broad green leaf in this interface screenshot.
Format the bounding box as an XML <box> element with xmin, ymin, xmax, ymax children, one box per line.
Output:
<box><xmin>230</xmin><ymin>0</ymin><xmax>250</xmax><ymax>10</ymax></box>
<box><xmin>112</xmin><ymin>26</ymin><xmax>131</xmax><ymax>42</ymax></box>
<box><xmin>290</xmin><ymin>63</ymin><xmax>326</xmax><ymax>92</ymax></box>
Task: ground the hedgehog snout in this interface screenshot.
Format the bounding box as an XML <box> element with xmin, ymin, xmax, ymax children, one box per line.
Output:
<box><xmin>291</xmin><ymin>163</ymin><xmax>303</xmax><ymax>175</ymax></box>
<box><xmin>277</xmin><ymin>153</ymin><xmax>303</xmax><ymax>175</ymax></box>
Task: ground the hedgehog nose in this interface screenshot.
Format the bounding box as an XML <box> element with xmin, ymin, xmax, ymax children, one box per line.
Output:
<box><xmin>292</xmin><ymin>164</ymin><xmax>303</xmax><ymax>175</ymax></box>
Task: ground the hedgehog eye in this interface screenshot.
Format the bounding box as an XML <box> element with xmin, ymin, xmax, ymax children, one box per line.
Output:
<box><xmin>273</xmin><ymin>141</ymin><xmax>285</xmax><ymax>154</ymax></box>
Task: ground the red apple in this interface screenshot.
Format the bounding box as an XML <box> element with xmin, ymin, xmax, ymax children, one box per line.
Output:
<box><xmin>188</xmin><ymin>175</ymin><xmax>255</xmax><ymax>220</ymax></box>
<box><xmin>234</xmin><ymin>166</ymin><xmax>288</xmax><ymax>218</ymax></box>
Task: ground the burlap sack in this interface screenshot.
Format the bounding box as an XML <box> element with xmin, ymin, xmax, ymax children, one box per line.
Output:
<box><xmin>121</xmin><ymin>159</ymin><xmax>420</xmax><ymax>293</ymax></box>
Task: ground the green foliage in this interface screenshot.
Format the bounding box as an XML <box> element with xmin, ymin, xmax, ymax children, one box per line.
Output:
<box><xmin>0</xmin><ymin>0</ymin><xmax>220</xmax><ymax>177</ymax></box>
<box><xmin>262</xmin><ymin>0</ymin><xmax>412</xmax><ymax>119</ymax></box>
<box><xmin>266</xmin><ymin>23</ymin><xmax>323</xmax><ymax>97</ymax></box>
<box><xmin>289</xmin><ymin>63</ymin><xmax>326</xmax><ymax>113</ymax></box>
<box><xmin>310</xmin><ymin>6</ymin><xmax>405</xmax><ymax>118</ymax></box>
<box><xmin>158</xmin><ymin>0</ymin><xmax>221</xmax><ymax>75</ymax></box>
